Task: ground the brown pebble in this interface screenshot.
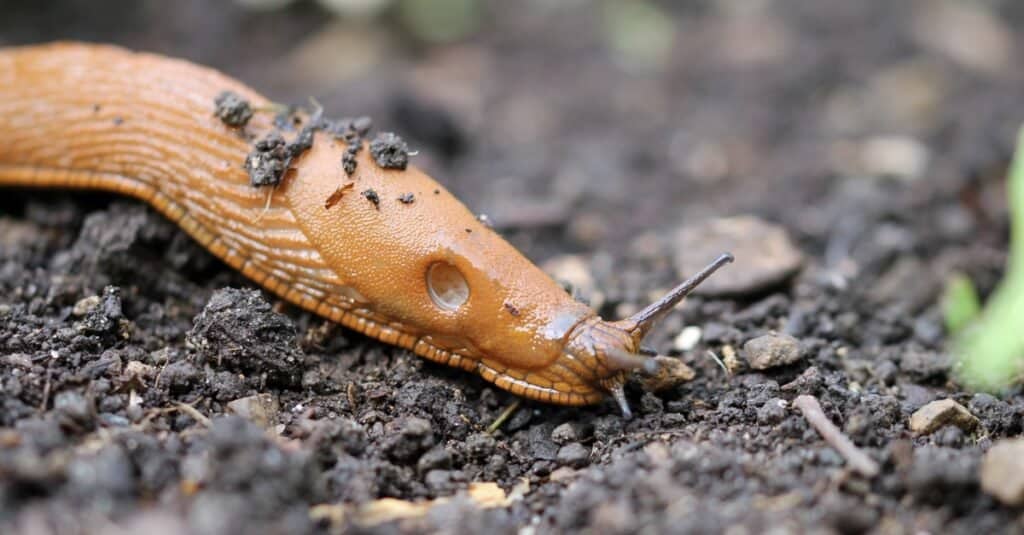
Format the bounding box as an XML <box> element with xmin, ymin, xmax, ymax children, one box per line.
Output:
<box><xmin>226</xmin><ymin>393</ymin><xmax>280</xmax><ymax>429</ymax></box>
<box><xmin>909</xmin><ymin>398</ymin><xmax>979</xmax><ymax>435</ymax></box>
<box><xmin>981</xmin><ymin>438</ymin><xmax>1024</xmax><ymax>506</ymax></box>
<box><xmin>640</xmin><ymin>356</ymin><xmax>696</xmax><ymax>393</ymax></box>
<box><xmin>742</xmin><ymin>333</ymin><xmax>804</xmax><ymax>370</ymax></box>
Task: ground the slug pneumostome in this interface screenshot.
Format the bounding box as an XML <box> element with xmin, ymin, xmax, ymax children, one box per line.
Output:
<box><xmin>0</xmin><ymin>43</ymin><xmax>731</xmax><ymax>416</ymax></box>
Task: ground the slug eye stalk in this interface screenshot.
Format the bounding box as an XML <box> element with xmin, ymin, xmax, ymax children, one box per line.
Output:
<box><xmin>566</xmin><ymin>253</ymin><xmax>734</xmax><ymax>418</ymax></box>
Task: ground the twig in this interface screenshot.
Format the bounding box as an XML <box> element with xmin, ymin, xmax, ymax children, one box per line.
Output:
<box><xmin>704</xmin><ymin>349</ymin><xmax>730</xmax><ymax>376</ymax></box>
<box><xmin>175</xmin><ymin>402</ymin><xmax>213</xmax><ymax>428</ymax></box>
<box><xmin>793</xmin><ymin>395</ymin><xmax>879</xmax><ymax>478</ymax></box>
<box><xmin>486</xmin><ymin>400</ymin><xmax>521</xmax><ymax>435</ymax></box>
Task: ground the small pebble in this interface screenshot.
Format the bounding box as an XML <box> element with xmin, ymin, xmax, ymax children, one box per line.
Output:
<box><xmin>909</xmin><ymin>399</ymin><xmax>979</xmax><ymax>436</ymax></box>
<box><xmin>757</xmin><ymin>398</ymin><xmax>788</xmax><ymax>425</ymax></box>
<box><xmin>743</xmin><ymin>333</ymin><xmax>804</xmax><ymax>370</ymax></box>
<box><xmin>226</xmin><ymin>393</ymin><xmax>280</xmax><ymax>429</ymax></box>
<box><xmin>981</xmin><ymin>438</ymin><xmax>1024</xmax><ymax>506</ymax></box>
<box><xmin>551</xmin><ymin>422</ymin><xmax>584</xmax><ymax>445</ymax></box>
<box><xmin>72</xmin><ymin>295</ymin><xmax>100</xmax><ymax>316</ymax></box>
<box><xmin>639</xmin><ymin>356</ymin><xmax>696</xmax><ymax>392</ymax></box>
<box><xmin>556</xmin><ymin>443</ymin><xmax>590</xmax><ymax>468</ymax></box>
<box><xmin>673</xmin><ymin>326</ymin><xmax>703</xmax><ymax>352</ymax></box>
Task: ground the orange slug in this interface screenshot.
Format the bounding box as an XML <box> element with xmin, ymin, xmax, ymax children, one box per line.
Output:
<box><xmin>0</xmin><ymin>42</ymin><xmax>731</xmax><ymax>416</ymax></box>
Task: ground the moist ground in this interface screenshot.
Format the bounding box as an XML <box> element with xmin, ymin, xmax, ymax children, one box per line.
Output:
<box><xmin>1</xmin><ymin>1</ymin><xmax>1024</xmax><ymax>533</ymax></box>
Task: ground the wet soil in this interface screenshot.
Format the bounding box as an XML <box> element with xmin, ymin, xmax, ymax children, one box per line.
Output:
<box><xmin>3</xmin><ymin>1</ymin><xmax>1024</xmax><ymax>533</ymax></box>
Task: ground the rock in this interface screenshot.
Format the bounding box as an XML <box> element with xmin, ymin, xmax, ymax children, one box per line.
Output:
<box><xmin>742</xmin><ymin>333</ymin><xmax>803</xmax><ymax>370</ymax></box>
<box><xmin>981</xmin><ymin>439</ymin><xmax>1024</xmax><ymax>506</ymax></box>
<box><xmin>673</xmin><ymin>216</ymin><xmax>803</xmax><ymax>296</ymax></box>
<box><xmin>860</xmin><ymin>135</ymin><xmax>930</xmax><ymax>181</ymax></box>
<box><xmin>639</xmin><ymin>356</ymin><xmax>696</xmax><ymax>392</ymax></box>
<box><xmin>226</xmin><ymin>394</ymin><xmax>280</xmax><ymax>429</ymax></box>
<box><xmin>551</xmin><ymin>422</ymin><xmax>590</xmax><ymax>445</ymax></box>
<box><xmin>556</xmin><ymin>443</ymin><xmax>590</xmax><ymax>468</ymax></box>
<box><xmin>672</xmin><ymin>326</ymin><xmax>702</xmax><ymax>352</ymax></box>
<box><xmin>72</xmin><ymin>295</ymin><xmax>101</xmax><ymax>317</ymax></box>
<box><xmin>909</xmin><ymin>399</ymin><xmax>979</xmax><ymax>436</ymax></box>
<box><xmin>756</xmin><ymin>398</ymin><xmax>788</xmax><ymax>425</ymax></box>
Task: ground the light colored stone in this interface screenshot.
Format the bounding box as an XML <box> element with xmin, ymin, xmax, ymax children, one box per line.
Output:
<box><xmin>72</xmin><ymin>295</ymin><xmax>100</xmax><ymax>317</ymax></box>
<box><xmin>640</xmin><ymin>356</ymin><xmax>696</xmax><ymax>393</ymax></box>
<box><xmin>981</xmin><ymin>439</ymin><xmax>1024</xmax><ymax>506</ymax></box>
<box><xmin>673</xmin><ymin>326</ymin><xmax>703</xmax><ymax>352</ymax></box>
<box><xmin>742</xmin><ymin>333</ymin><xmax>803</xmax><ymax>370</ymax></box>
<box><xmin>909</xmin><ymin>398</ymin><xmax>979</xmax><ymax>435</ymax></box>
<box><xmin>860</xmin><ymin>135</ymin><xmax>930</xmax><ymax>181</ymax></box>
<box><xmin>227</xmin><ymin>393</ymin><xmax>280</xmax><ymax>429</ymax></box>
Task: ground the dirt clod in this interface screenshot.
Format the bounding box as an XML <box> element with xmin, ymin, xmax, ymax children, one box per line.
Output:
<box><xmin>187</xmin><ymin>288</ymin><xmax>303</xmax><ymax>388</ymax></box>
<box><xmin>370</xmin><ymin>132</ymin><xmax>410</xmax><ymax>170</ymax></box>
<box><xmin>362</xmin><ymin>189</ymin><xmax>381</xmax><ymax>209</ymax></box>
<box><xmin>245</xmin><ymin>132</ymin><xmax>288</xmax><ymax>187</ymax></box>
<box><xmin>213</xmin><ymin>90</ymin><xmax>253</xmax><ymax>127</ymax></box>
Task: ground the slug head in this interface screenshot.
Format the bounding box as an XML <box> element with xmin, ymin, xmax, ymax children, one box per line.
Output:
<box><xmin>557</xmin><ymin>253</ymin><xmax>734</xmax><ymax>417</ymax></box>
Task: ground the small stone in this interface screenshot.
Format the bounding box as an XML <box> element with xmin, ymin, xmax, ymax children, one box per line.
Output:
<box><xmin>673</xmin><ymin>216</ymin><xmax>804</xmax><ymax>296</ymax></box>
<box><xmin>673</xmin><ymin>326</ymin><xmax>703</xmax><ymax>352</ymax></box>
<box><xmin>226</xmin><ymin>393</ymin><xmax>280</xmax><ymax>429</ymax></box>
<box><xmin>556</xmin><ymin>443</ymin><xmax>590</xmax><ymax>468</ymax></box>
<box><xmin>72</xmin><ymin>295</ymin><xmax>101</xmax><ymax>316</ymax></box>
<box><xmin>369</xmin><ymin>132</ymin><xmax>410</xmax><ymax>170</ymax></box>
<box><xmin>909</xmin><ymin>399</ymin><xmax>979</xmax><ymax>436</ymax></box>
<box><xmin>551</xmin><ymin>422</ymin><xmax>583</xmax><ymax>445</ymax></box>
<box><xmin>782</xmin><ymin>362</ymin><xmax>823</xmax><ymax>391</ymax></box>
<box><xmin>742</xmin><ymin>333</ymin><xmax>804</xmax><ymax>370</ymax></box>
<box><xmin>981</xmin><ymin>438</ymin><xmax>1024</xmax><ymax>506</ymax></box>
<box><xmin>122</xmin><ymin>361</ymin><xmax>157</xmax><ymax>386</ymax></box>
<box><xmin>757</xmin><ymin>398</ymin><xmax>788</xmax><ymax>425</ymax></box>
<box><xmin>860</xmin><ymin>135</ymin><xmax>930</xmax><ymax>180</ymax></box>
<box><xmin>639</xmin><ymin>356</ymin><xmax>696</xmax><ymax>392</ymax></box>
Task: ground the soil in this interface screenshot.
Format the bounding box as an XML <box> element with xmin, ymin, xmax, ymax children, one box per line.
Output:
<box><xmin>2</xmin><ymin>1</ymin><xmax>1024</xmax><ymax>533</ymax></box>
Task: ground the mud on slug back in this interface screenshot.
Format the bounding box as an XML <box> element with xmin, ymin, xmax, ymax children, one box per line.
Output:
<box><xmin>0</xmin><ymin>42</ymin><xmax>733</xmax><ymax>415</ymax></box>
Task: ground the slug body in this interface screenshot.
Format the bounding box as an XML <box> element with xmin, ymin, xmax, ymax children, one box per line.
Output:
<box><xmin>0</xmin><ymin>43</ymin><xmax>730</xmax><ymax>412</ymax></box>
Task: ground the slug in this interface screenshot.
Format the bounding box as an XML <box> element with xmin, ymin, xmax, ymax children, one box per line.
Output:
<box><xmin>0</xmin><ymin>42</ymin><xmax>731</xmax><ymax>416</ymax></box>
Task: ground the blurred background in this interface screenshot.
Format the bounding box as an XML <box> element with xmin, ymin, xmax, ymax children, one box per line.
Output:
<box><xmin>3</xmin><ymin>0</ymin><xmax>1023</xmax><ymax>308</ymax></box>
<box><xmin>6</xmin><ymin>3</ymin><xmax>1024</xmax><ymax>531</ymax></box>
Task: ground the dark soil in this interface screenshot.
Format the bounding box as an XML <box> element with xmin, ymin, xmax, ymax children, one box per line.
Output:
<box><xmin>3</xmin><ymin>1</ymin><xmax>1024</xmax><ymax>533</ymax></box>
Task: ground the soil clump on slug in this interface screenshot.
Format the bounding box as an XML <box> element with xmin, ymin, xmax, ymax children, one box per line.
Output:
<box><xmin>4</xmin><ymin>1</ymin><xmax>1024</xmax><ymax>533</ymax></box>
